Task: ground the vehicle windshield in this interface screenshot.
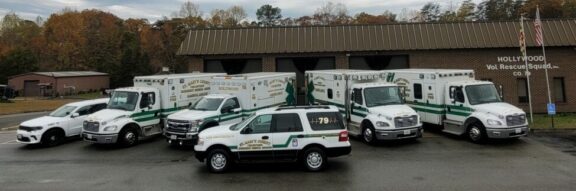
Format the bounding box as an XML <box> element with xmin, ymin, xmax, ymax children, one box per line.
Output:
<box><xmin>191</xmin><ymin>97</ymin><xmax>223</xmax><ymax>111</ymax></box>
<box><xmin>466</xmin><ymin>84</ymin><xmax>502</xmax><ymax>105</ymax></box>
<box><xmin>230</xmin><ymin>113</ymin><xmax>256</xmax><ymax>131</ymax></box>
<box><xmin>49</xmin><ymin>105</ymin><xmax>77</xmax><ymax>117</ymax></box>
<box><xmin>108</xmin><ymin>91</ymin><xmax>139</xmax><ymax>111</ymax></box>
<box><xmin>364</xmin><ymin>86</ymin><xmax>404</xmax><ymax>107</ymax></box>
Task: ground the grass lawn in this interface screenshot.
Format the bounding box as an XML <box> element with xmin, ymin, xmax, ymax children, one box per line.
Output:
<box><xmin>0</xmin><ymin>99</ymin><xmax>81</xmax><ymax>115</ymax></box>
<box><xmin>529</xmin><ymin>113</ymin><xmax>576</xmax><ymax>129</ymax></box>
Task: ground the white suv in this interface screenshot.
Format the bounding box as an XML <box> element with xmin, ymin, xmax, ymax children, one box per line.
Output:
<box><xmin>194</xmin><ymin>105</ymin><xmax>351</xmax><ymax>173</ymax></box>
<box><xmin>16</xmin><ymin>98</ymin><xmax>109</xmax><ymax>146</ymax></box>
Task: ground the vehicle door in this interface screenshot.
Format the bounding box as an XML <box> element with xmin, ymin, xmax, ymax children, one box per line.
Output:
<box><xmin>237</xmin><ymin>114</ymin><xmax>274</xmax><ymax>161</ymax></box>
<box><xmin>424</xmin><ymin>83</ymin><xmax>441</xmax><ymax>124</ymax></box>
<box><xmin>68</xmin><ymin>105</ymin><xmax>95</xmax><ymax>136</ymax></box>
<box><xmin>219</xmin><ymin>97</ymin><xmax>242</xmax><ymax>125</ymax></box>
<box><xmin>446</xmin><ymin>85</ymin><xmax>468</xmax><ymax>124</ymax></box>
<box><xmin>349</xmin><ymin>88</ymin><xmax>365</xmax><ymax>134</ymax></box>
<box><xmin>270</xmin><ymin>113</ymin><xmax>304</xmax><ymax>161</ymax></box>
<box><xmin>137</xmin><ymin>91</ymin><xmax>161</xmax><ymax>127</ymax></box>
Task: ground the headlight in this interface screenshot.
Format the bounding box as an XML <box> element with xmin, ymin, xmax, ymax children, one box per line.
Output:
<box><xmin>197</xmin><ymin>138</ymin><xmax>204</xmax><ymax>146</ymax></box>
<box><xmin>103</xmin><ymin>125</ymin><xmax>118</xmax><ymax>131</ymax></box>
<box><xmin>497</xmin><ymin>115</ymin><xmax>505</xmax><ymax>120</ymax></box>
<box><xmin>375</xmin><ymin>121</ymin><xmax>390</xmax><ymax>127</ymax></box>
<box><xmin>29</xmin><ymin>126</ymin><xmax>43</xmax><ymax>131</ymax></box>
<box><xmin>487</xmin><ymin>119</ymin><xmax>502</xmax><ymax>126</ymax></box>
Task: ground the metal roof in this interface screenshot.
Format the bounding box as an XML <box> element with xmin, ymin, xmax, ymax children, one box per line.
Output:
<box><xmin>10</xmin><ymin>71</ymin><xmax>108</xmax><ymax>78</ymax></box>
<box><xmin>177</xmin><ymin>19</ymin><xmax>576</xmax><ymax>56</ymax></box>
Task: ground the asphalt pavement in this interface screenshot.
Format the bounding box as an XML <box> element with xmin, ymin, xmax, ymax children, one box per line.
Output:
<box><xmin>0</xmin><ymin>130</ymin><xmax>575</xmax><ymax>191</ymax></box>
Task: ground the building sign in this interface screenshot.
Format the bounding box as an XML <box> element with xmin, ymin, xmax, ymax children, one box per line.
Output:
<box><xmin>486</xmin><ymin>56</ymin><xmax>559</xmax><ymax>76</ymax></box>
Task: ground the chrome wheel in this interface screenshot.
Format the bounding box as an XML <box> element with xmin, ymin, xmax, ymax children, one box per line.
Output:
<box><xmin>306</xmin><ymin>152</ymin><xmax>323</xmax><ymax>169</ymax></box>
<box><xmin>125</xmin><ymin>131</ymin><xmax>136</xmax><ymax>145</ymax></box>
<box><xmin>469</xmin><ymin>126</ymin><xmax>482</xmax><ymax>141</ymax></box>
<box><xmin>210</xmin><ymin>153</ymin><xmax>227</xmax><ymax>170</ymax></box>
<box><xmin>363</xmin><ymin>127</ymin><xmax>373</xmax><ymax>143</ymax></box>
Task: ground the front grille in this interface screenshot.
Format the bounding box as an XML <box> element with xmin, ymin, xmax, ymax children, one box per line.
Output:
<box><xmin>167</xmin><ymin>119</ymin><xmax>191</xmax><ymax>133</ymax></box>
<box><xmin>17</xmin><ymin>136</ymin><xmax>30</xmax><ymax>142</ymax></box>
<box><xmin>394</xmin><ymin>115</ymin><xmax>418</xmax><ymax>128</ymax></box>
<box><xmin>506</xmin><ymin>114</ymin><xmax>526</xmax><ymax>126</ymax></box>
<box><xmin>83</xmin><ymin>122</ymin><xmax>100</xmax><ymax>132</ymax></box>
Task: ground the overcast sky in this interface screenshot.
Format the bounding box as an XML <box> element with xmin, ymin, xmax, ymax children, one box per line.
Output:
<box><xmin>0</xmin><ymin>0</ymin><xmax>483</xmax><ymax>22</ymax></box>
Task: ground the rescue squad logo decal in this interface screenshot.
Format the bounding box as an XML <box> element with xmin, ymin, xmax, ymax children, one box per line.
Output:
<box><xmin>238</xmin><ymin>139</ymin><xmax>272</xmax><ymax>150</ymax></box>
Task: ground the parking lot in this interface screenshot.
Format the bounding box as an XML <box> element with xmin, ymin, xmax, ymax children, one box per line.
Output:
<box><xmin>1</xmin><ymin>129</ymin><xmax>575</xmax><ymax>191</ymax></box>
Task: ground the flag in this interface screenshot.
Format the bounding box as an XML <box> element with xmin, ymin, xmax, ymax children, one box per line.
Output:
<box><xmin>519</xmin><ymin>17</ymin><xmax>527</xmax><ymax>57</ymax></box>
<box><xmin>534</xmin><ymin>7</ymin><xmax>543</xmax><ymax>47</ymax></box>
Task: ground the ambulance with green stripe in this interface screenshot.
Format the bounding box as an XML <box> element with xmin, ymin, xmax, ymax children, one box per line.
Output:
<box><xmin>82</xmin><ymin>73</ymin><xmax>223</xmax><ymax>147</ymax></box>
<box><xmin>164</xmin><ymin>72</ymin><xmax>296</xmax><ymax>146</ymax></box>
<box><xmin>388</xmin><ymin>69</ymin><xmax>528</xmax><ymax>143</ymax></box>
<box><xmin>306</xmin><ymin>70</ymin><xmax>422</xmax><ymax>144</ymax></box>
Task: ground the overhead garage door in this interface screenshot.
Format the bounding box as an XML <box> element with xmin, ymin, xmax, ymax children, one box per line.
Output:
<box><xmin>276</xmin><ymin>57</ymin><xmax>335</xmax><ymax>105</ymax></box>
<box><xmin>349</xmin><ymin>55</ymin><xmax>409</xmax><ymax>70</ymax></box>
<box><xmin>23</xmin><ymin>80</ymin><xmax>40</xmax><ymax>97</ymax></box>
<box><xmin>204</xmin><ymin>59</ymin><xmax>262</xmax><ymax>74</ymax></box>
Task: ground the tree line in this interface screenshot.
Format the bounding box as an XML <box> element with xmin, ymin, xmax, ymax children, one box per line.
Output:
<box><xmin>1</xmin><ymin>0</ymin><xmax>575</xmax><ymax>87</ymax></box>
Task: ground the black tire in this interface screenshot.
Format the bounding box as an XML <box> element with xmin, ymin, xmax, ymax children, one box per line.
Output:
<box><xmin>467</xmin><ymin>122</ymin><xmax>487</xmax><ymax>144</ymax></box>
<box><xmin>301</xmin><ymin>147</ymin><xmax>327</xmax><ymax>172</ymax></box>
<box><xmin>118</xmin><ymin>126</ymin><xmax>139</xmax><ymax>147</ymax></box>
<box><xmin>41</xmin><ymin>129</ymin><xmax>64</xmax><ymax>147</ymax></box>
<box><xmin>362</xmin><ymin>123</ymin><xmax>377</xmax><ymax>145</ymax></box>
<box><xmin>206</xmin><ymin>148</ymin><xmax>231</xmax><ymax>173</ymax></box>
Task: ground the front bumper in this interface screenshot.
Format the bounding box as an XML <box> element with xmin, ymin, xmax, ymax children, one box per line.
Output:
<box><xmin>16</xmin><ymin>130</ymin><xmax>42</xmax><ymax>144</ymax></box>
<box><xmin>82</xmin><ymin>132</ymin><xmax>118</xmax><ymax>144</ymax></box>
<box><xmin>375</xmin><ymin>126</ymin><xmax>423</xmax><ymax>140</ymax></box>
<box><xmin>164</xmin><ymin>131</ymin><xmax>198</xmax><ymax>145</ymax></box>
<box><xmin>486</xmin><ymin>126</ymin><xmax>529</xmax><ymax>139</ymax></box>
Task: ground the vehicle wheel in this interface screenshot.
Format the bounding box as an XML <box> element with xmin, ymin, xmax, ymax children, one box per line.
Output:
<box><xmin>302</xmin><ymin>147</ymin><xmax>327</xmax><ymax>172</ymax></box>
<box><xmin>41</xmin><ymin>129</ymin><xmax>64</xmax><ymax>147</ymax></box>
<box><xmin>118</xmin><ymin>127</ymin><xmax>139</xmax><ymax>147</ymax></box>
<box><xmin>206</xmin><ymin>148</ymin><xmax>231</xmax><ymax>173</ymax></box>
<box><xmin>467</xmin><ymin>122</ymin><xmax>487</xmax><ymax>144</ymax></box>
<box><xmin>362</xmin><ymin>123</ymin><xmax>377</xmax><ymax>145</ymax></box>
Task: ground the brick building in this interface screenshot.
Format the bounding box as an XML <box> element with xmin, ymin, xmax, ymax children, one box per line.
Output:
<box><xmin>177</xmin><ymin>19</ymin><xmax>576</xmax><ymax>113</ymax></box>
<box><xmin>8</xmin><ymin>71</ymin><xmax>109</xmax><ymax>97</ymax></box>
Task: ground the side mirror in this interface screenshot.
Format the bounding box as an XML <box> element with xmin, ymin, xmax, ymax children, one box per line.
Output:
<box><xmin>232</xmin><ymin>108</ymin><xmax>241</xmax><ymax>113</ymax></box>
<box><xmin>241</xmin><ymin>127</ymin><xmax>253</xmax><ymax>134</ymax></box>
<box><xmin>71</xmin><ymin>113</ymin><xmax>80</xmax><ymax>118</ymax></box>
<box><xmin>148</xmin><ymin>104</ymin><xmax>153</xmax><ymax>109</ymax></box>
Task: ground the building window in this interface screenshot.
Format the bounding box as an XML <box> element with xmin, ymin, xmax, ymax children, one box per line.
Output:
<box><xmin>517</xmin><ymin>78</ymin><xmax>529</xmax><ymax>103</ymax></box>
<box><xmin>553</xmin><ymin>77</ymin><xmax>566</xmax><ymax>103</ymax></box>
<box><xmin>414</xmin><ymin>83</ymin><xmax>422</xmax><ymax>100</ymax></box>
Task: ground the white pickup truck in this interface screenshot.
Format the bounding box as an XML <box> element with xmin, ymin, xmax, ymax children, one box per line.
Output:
<box><xmin>164</xmin><ymin>72</ymin><xmax>296</xmax><ymax>146</ymax></box>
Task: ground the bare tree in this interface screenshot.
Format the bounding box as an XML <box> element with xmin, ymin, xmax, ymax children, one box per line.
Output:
<box><xmin>313</xmin><ymin>2</ymin><xmax>351</xmax><ymax>25</ymax></box>
<box><xmin>176</xmin><ymin>1</ymin><xmax>201</xmax><ymax>18</ymax></box>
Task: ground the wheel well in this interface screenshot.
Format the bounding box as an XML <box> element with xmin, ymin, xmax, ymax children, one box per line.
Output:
<box><xmin>124</xmin><ymin>123</ymin><xmax>141</xmax><ymax>135</ymax></box>
<box><xmin>45</xmin><ymin>127</ymin><xmax>65</xmax><ymax>137</ymax></box>
<box><xmin>299</xmin><ymin>144</ymin><xmax>326</xmax><ymax>158</ymax></box>
<box><xmin>206</xmin><ymin>144</ymin><xmax>232</xmax><ymax>156</ymax></box>
<box><xmin>361</xmin><ymin>119</ymin><xmax>372</xmax><ymax>129</ymax></box>
<box><xmin>464</xmin><ymin>117</ymin><xmax>481</xmax><ymax>129</ymax></box>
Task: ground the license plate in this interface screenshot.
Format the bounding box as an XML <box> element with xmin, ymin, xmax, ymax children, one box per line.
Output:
<box><xmin>86</xmin><ymin>134</ymin><xmax>92</xmax><ymax>139</ymax></box>
<box><xmin>170</xmin><ymin>135</ymin><xmax>177</xmax><ymax>140</ymax></box>
<box><xmin>403</xmin><ymin>130</ymin><xmax>411</xmax><ymax>135</ymax></box>
<box><xmin>515</xmin><ymin>128</ymin><xmax>521</xmax><ymax>133</ymax></box>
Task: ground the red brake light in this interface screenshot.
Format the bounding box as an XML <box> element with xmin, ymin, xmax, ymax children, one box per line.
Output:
<box><xmin>339</xmin><ymin>131</ymin><xmax>349</xmax><ymax>142</ymax></box>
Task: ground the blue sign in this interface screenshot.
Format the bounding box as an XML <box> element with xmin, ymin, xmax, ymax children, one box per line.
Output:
<box><xmin>547</xmin><ymin>103</ymin><xmax>556</xmax><ymax>115</ymax></box>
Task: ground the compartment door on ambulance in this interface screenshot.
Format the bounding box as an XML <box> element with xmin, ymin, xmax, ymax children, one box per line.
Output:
<box><xmin>237</xmin><ymin>114</ymin><xmax>274</xmax><ymax>161</ymax></box>
<box><xmin>271</xmin><ymin>113</ymin><xmax>304</xmax><ymax>161</ymax></box>
<box><xmin>424</xmin><ymin>83</ymin><xmax>441</xmax><ymax>124</ymax></box>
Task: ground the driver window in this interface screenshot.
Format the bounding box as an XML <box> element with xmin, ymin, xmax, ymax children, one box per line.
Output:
<box><xmin>222</xmin><ymin>98</ymin><xmax>240</xmax><ymax>110</ymax></box>
<box><xmin>140</xmin><ymin>92</ymin><xmax>155</xmax><ymax>109</ymax></box>
<box><xmin>245</xmin><ymin>114</ymin><xmax>272</xmax><ymax>134</ymax></box>
<box><xmin>454</xmin><ymin>87</ymin><xmax>465</xmax><ymax>103</ymax></box>
<box><xmin>76</xmin><ymin>105</ymin><xmax>92</xmax><ymax>116</ymax></box>
<box><xmin>353</xmin><ymin>88</ymin><xmax>363</xmax><ymax>105</ymax></box>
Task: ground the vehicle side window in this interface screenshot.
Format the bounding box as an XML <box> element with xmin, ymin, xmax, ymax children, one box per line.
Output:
<box><xmin>91</xmin><ymin>103</ymin><xmax>107</xmax><ymax>113</ymax></box>
<box><xmin>222</xmin><ymin>98</ymin><xmax>240</xmax><ymax>109</ymax></box>
<box><xmin>414</xmin><ymin>83</ymin><xmax>422</xmax><ymax>100</ymax></box>
<box><xmin>140</xmin><ymin>92</ymin><xmax>155</xmax><ymax>109</ymax></box>
<box><xmin>306</xmin><ymin>112</ymin><xmax>345</xmax><ymax>131</ymax></box>
<box><xmin>272</xmin><ymin>113</ymin><xmax>303</xmax><ymax>133</ymax></box>
<box><xmin>245</xmin><ymin>114</ymin><xmax>272</xmax><ymax>134</ymax></box>
<box><xmin>353</xmin><ymin>88</ymin><xmax>363</xmax><ymax>104</ymax></box>
<box><xmin>327</xmin><ymin>89</ymin><xmax>333</xmax><ymax>99</ymax></box>
<box><xmin>454</xmin><ymin>87</ymin><xmax>465</xmax><ymax>103</ymax></box>
<box><xmin>76</xmin><ymin>105</ymin><xmax>92</xmax><ymax>116</ymax></box>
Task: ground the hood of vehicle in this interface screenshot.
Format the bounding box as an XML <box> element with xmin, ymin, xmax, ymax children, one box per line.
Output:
<box><xmin>472</xmin><ymin>102</ymin><xmax>525</xmax><ymax>116</ymax></box>
<box><xmin>168</xmin><ymin>109</ymin><xmax>219</xmax><ymax>121</ymax></box>
<box><xmin>85</xmin><ymin>109</ymin><xmax>132</xmax><ymax>123</ymax></box>
<box><xmin>198</xmin><ymin>124</ymin><xmax>236</xmax><ymax>139</ymax></box>
<box><xmin>369</xmin><ymin>104</ymin><xmax>418</xmax><ymax>118</ymax></box>
<box><xmin>21</xmin><ymin>116</ymin><xmax>67</xmax><ymax>127</ymax></box>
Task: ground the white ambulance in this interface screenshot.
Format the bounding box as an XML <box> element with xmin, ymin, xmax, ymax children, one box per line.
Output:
<box><xmin>388</xmin><ymin>69</ymin><xmax>528</xmax><ymax>143</ymax></box>
<box><xmin>306</xmin><ymin>70</ymin><xmax>422</xmax><ymax>144</ymax></box>
<box><xmin>164</xmin><ymin>72</ymin><xmax>297</xmax><ymax>146</ymax></box>
<box><xmin>82</xmin><ymin>73</ymin><xmax>223</xmax><ymax>147</ymax></box>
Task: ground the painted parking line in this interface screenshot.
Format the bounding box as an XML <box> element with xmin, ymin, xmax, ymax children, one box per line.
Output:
<box><xmin>0</xmin><ymin>126</ymin><xmax>19</xmax><ymax>132</ymax></box>
<box><xmin>1</xmin><ymin>140</ymin><xmax>19</xmax><ymax>144</ymax></box>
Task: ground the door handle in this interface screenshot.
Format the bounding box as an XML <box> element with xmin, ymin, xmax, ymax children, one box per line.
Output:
<box><xmin>297</xmin><ymin>135</ymin><xmax>304</xmax><ymax>138</ymax></box>
<box><xmin>262</xmin><ymin>136</ymin><xmax>269</xmax><ymax>140</ymax></box>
